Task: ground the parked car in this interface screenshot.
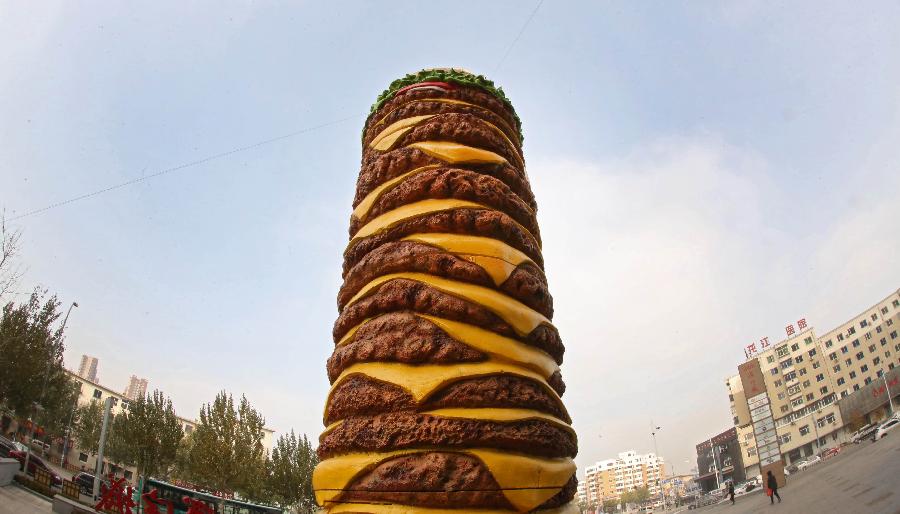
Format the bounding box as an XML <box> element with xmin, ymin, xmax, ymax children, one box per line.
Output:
<box><xmin>72</xmin><ymin>472</ymin><xmax>111</xmax><ymax>496</ymax></box>
<box><xmin>784</xmin><ymin>463</ymin><xmax>799</xmax><ymax>475</ymax></box>
<box><xmin>850</xmin><ymin>424</ymin><xmax>878</xmax><ymax>443</ymax></box>
<box><xmin>0</xmin><ymin>439</ymin><xmax>15</xmax><ymax>458</ymax></box>
<box><xmin>822</xmin><ymin>446</ymin><xmax>842</xmax><ymax>459</ymax></box>
<box><xmin>797</xmin><ymin>455</ymin><xmax>822</xmax><ymax>471</ymax></box>
<box><xmin>874</xmin><ymin>417</ymin><xmax>900</xmax><ymax>440</ymax></box>
<box><xmin>7</xmin><ymin>450</ymin><xmax>63</xmax><ymax>487</ymax></box>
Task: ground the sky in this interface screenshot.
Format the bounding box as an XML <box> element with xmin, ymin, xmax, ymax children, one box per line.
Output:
<box><xmin>2</xmin><ymin>1</ymin><xmax>899</xmax><ymax>476</ymax></box>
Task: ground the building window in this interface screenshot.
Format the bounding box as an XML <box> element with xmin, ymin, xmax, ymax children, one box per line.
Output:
<box><xmin>893</xmin><ymin>300</ymin><xmax>899</xmax><ymax>307</ymax></box>
<box><xmin>775</xmin><ymin>379</ymin><xmax>783</xmax><ymax>387</ymax></box>
<box><xmin>877</xmin><ymin>369</ymin><xmax>884</xmax><ymax>378</ymax></box>
<box><xmin>795</xmin><ymin>355</ymin><xmax>805</xmax><ymax>363</ymax></box>
<box><xmin>771</xmin><ymin>367</ymin><xmax>779</xmax><ymax>375</ymax></box>
<box><xmin>872</xmin><ymin>313</ymin><xmax>879</xmax><ymax>322</ymax></box>
<box><xmin>833</xmin><ymin>365</ymin><xmax>841</xmax><ymax>373</ymax></box>
<box><xmin>802</xmin><ymin>380</ymin><xmax>811</xmax><ymax>388</ymax></box>
<box><xmin>869</xmin><ymin>344</ymin><xmax>877</xmax><ymax>353</ymax></box>
<box><xmin>856</xmin><ymin>352</ymin><xmax>865</xmax><ymax>361</ymax></box>
<box><xmin>883</xmin><ymin>307</ymin><xmax>891</xmax><ymax>314</ymax></box>
<box><xmin>825</xmin><ymin>339</ymin><xmax>833</xmax><ymax>348</ymax></box>
<box><xmin>776</xmin><ymin>346</ymin><xmax>790</xmax><ymax>357</ymax></box>
<box><xmin>784</xmin><ymin>371</ymin><xmax>797</xmax><ymax>381</ymax></box>
<box><xmin>829</xmin><ymin>353</ymin><xmax>838</xmax><ymax>361</ymax></box>
<box><xmin>798</xmin><ymin>368</ymin><xmax>808</xmax><ymax>376</ymax></box>
<box><xmin>816</xmin><ymin>373</ymin><xmax>825</xmax><ymax>382</ymax></box>
<box><xmin>806</xmin><ymin>393</ymin><xmax>814</xmax><ymax>401</ymax></box>
<box><xmin>838</xmin><ymin>334</ymin><xmax>845</xmax><ymax>341</ymax></box>
<box><xmin>866</xmin><ymin>332</ymin><xmax>872</xmax><ymax>340</ymax></box>
<box><xmin>808</xmin><ymin>349</ymin><xmax>817</xmax><ymax>358</ymax></box>
<box><xmin>837</xmin><ymin>377</ymin><xmax>845</xmax><ymax>385</ymax></box>
<box><xmin>854</xmin><ymin>384</ymin><xmax>861</xmax><ymax>391</ymax></box>
<box><xmin>805</xmin><ymin>336</ymin><xmax>813</xmax><ymax>345</ymax></box>
<box><xmin>891</xmin><ymin>363</ymin><xmax>896</xmax><ymax>370</ymax></box>
<box><xmin>813</xmin><ymin>361</ymin><xmax>820</xmax><ymax>369</ymax></box>
<box><xmin>850</xmin><ymin>371</ymin><xmax>857</xmax><ymax>379</ymax></box>
<box><xmin>93</xmin><ymin>389</ymin><xmax>102</xmax><ymax>399</ymax></box>
<box><xmin>799</xmin><ymin>425</ymin><xmax>810</xmax><ymax>436</ymax></box>
<box><xmin>781</xmin><ymin>405</ymin><xmax>789</xmax><ymax>413</ymax></box>
<box><xmin>780</xmin><ymin>433</ymin><xmax>792</xmax><ymax>444</ymax></box>
<box><xmin>791</xmin><ymin>343</ymin><xmax>800</xmax><ymax>352</ymax></box>
<box><xmin>780</xmin><ymin>358</ymin><xmax>794</xmax><ymax>369</ymax></box>
<box><xmin>852</xmin><ymin>339</ymin><xmax>861</xmax><ymax>348</ymax></box>
<box><xmin>79</xmin><ymin>453</ymin><xmax>88</xmax><ymax>463</ymax></box>
<box><xmin>861</xmin><ymin>320</ymin><xmax>869</xmax><ymax>328</ymax></box>
<box><xmin>791</xmin><ymin>397</ymin><xmax>804</xmax><ymax>407</ymax></box>
<box><xmin>767</xmin><ymin>355</ymin><xmax>775</xmax><ymax>363</ymax></box>
<box><xmin>841</xmin><ymin>390</ymin><xmax>849</xmax><ymax>398</ymax></box>
<box><xmin>878</xmin><ymin>326</ymin><xmax>884</xmax><ymax>334</ymax></box>
<box><xmin>892</xmin><ymin>331</ymin><xmax>898</xmax><ymax>339</ymax></box>
<box><xmin>820</xmin><ymin>386</ymin><xmax>828</xmax><ymax>395</ymax></box>
<box><xmin>841</xmin><ymin>346</ymin><xmax>849</xmax><ymax>354</ymax></box>
<box><xmin>865</xmin><ymin>377</ymin><xmax>873</xmax><ymax>385</ymax></box>
<box><xmin>778</xmin><ymin>392</ymin><xmax>786</xmax><ymax>400</ymax></box>
<box><xmin>848</xmin><ymin>327</ymin><xmax>856</xmax><ymax>335</ymax></box>
<box><xmin>881</xmin><ymin>337</ymin><xmax>887</xmax><ymax>345</ymax></box>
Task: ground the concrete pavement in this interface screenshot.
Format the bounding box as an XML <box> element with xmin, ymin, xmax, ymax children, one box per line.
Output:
<box><xmin>0</xmin><ymin>483</ymin><xmax>51</xmax><ymax>514</ymax></box>
<box><xmin>694</xmin><ymin>430</ymin><xmax>900</xmax><ymax>513</ymax></box>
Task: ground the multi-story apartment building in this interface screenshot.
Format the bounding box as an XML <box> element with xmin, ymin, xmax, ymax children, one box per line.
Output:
<box><xmin>123</xmin><ymin>375</ymin><xmax>148</xmax><ymax>401</ymax></box>
<box><xmin>63</xmin><ymin>369</ymin><xmax>275</xmax><ymax>481</ymax></box>
<box><xmin>581</xmin><ymin>450</ymin><xmax>665</xmax><ymax>506</ymax></box>
<box><xmin>726</xmin><ymin>289</ymin><xmax>900</xmax><ymax>476</ymax></box>
<box><xmin>77</xmin><ymin>354</ymin><xmax>99</xmax><ymax>383</ymax></box>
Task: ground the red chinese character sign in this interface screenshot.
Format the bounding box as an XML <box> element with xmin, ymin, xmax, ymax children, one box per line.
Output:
<box><xmin>94</xmin><ymin>478</ymin><xmax>136</xmax><ymax>514</ymax></box>
<box><xmin>141</xmin><ymin>489</ymin><xmax>174</xmax><ymax>514</ymax></box>
<box><xmin>797</xmin><ymin>318</ymin><xmax>807</xmax><ymax>330</ymax></box>
<box><xmin>785</xmin><ymin>324</ymin><xmax>795</xmax><ymax>336</ymax></box>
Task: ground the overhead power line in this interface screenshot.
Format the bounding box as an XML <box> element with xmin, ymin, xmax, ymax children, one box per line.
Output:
<box><xmin>9</xmin><ymin>114</ymin><xmax>362</xmax><ymax>221</ymax></box>
<box><xmin>494</xmin><ymin>0</ymin><xmax>545</xmax><ymax>73</ymax></box>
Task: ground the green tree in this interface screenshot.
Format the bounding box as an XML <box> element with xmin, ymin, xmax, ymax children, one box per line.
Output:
<box><xmin>602</xmin><ymin>498</ymin><xmax>619</xmax><ymax>512</ymax></box>
<box><xmin>182</xmin><ymin>392</ymin><xmax>267</xmax><ymax>497</ymax></box>
<box><xmin>269</xmin><ymin>430</ymin><xmax>318</xmax><ymax>512</ymax></box>
<box><xmin>74</xmin><ymin>400</ymin><xmax>104</xmax><ymax>456</ymax></box>
<box><xmin>0</xmin><ymin>213</ymin><xmax>24</xmax><ymax>300</ymax></box>
<box><xmin>105</xmin><ymin>412</ymin><xmax>134</xmax><ymax>471</ymax></box>
<box><xmin>0</xmin><ymin>289</ymin><xmax>72</xmax><ymax>417</ymax></box>
<box><xmin>127</xmin><ymin>390</ymin><xmax>184</xmax><ymax>478</ymax></box>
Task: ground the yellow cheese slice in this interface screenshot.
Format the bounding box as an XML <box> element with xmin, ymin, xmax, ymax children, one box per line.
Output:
<box><xmin>370</xmin><ymin>98</ymin><xmax>520</xmax><ymax>145</ymax></box>
<box><xmin>350</xmin><ymin>199</ymin><xmax>486</xmax><ymax>243</ymax></box>
<box><xmin>352</xmin><ymin>165</ymin><xmax>442</xmax><ymax>222</ymax></box>
<box><xmin>344</xmin><ymin>272</ymin><xmax>551</xmax><ymax>336</ymax></box>
<box><xmin>314</xmin><ymin>448</ymin><xmax>574</xmax><ymax>512</ymax></box>
<box><xmin>417</xmin><ymin>315</ymin><xmax>558</xmax><ymax>377</ymax></box>
<box><xmin>409</xmin><ymin>141</ymin><xmax>507</xmax><ymax>165</ymax></box>
<box><xmin>404</xmin><ymin>232</ymin><xmax>535</xmax><ymax>266</ymax></box>
<box><xmin>327</xmin><ymin>503</ymin><xmax>579</xmax><ymax>514</ymax></box>
<box><xmin>328</xmin><ymin>360</ymin><xmax>556</xmax><ymax>406</ymax></box>
<box><xmin>369</xmin><ymin>115</ymin><xmax>436</xmax><ymax>151</ymax></box>
<box><xmin>461</xmin><ymin>255</ymin><xmax>518</xmax><ymax>286</ymax></box>
<box><xmin>420</xmin><ymin>407</ymin><xmax>572</xmax><ymax>434</ymax></box>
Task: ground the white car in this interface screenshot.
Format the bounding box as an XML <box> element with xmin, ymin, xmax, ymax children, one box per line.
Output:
<box><xmin>874</xmin><ymin>417</ymin><xmax>900</xmax><ymax>440</ymax></box>
<box><xmin>796</xmin><ymin>456</ymin><xmax>821</xmax><ymax>470</ymax></box>
<box><xmin>850</xmin><ymin>424</ymin><xmax>877</xmax><ymax>443</ymax></box>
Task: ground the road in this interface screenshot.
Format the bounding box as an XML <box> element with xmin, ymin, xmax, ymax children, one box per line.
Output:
<box><xmin>694</xmin><ymin>430</ymin><xmax>900</xmax><ymax>513</ymax></box>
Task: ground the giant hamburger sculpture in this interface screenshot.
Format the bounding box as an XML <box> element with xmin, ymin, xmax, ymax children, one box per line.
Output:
<box><xmin>314</xmin><ymin>69</ymin><xmax>577</xmax><ymax>513</ymax></box>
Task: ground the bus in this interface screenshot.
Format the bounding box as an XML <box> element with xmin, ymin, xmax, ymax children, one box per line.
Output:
<box><xmin>142</xmin><ymin>477</ymin><xmax>282</xmax><ymax>514</ymax></box>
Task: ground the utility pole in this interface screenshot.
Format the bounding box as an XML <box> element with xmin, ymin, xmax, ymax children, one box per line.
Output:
<box><xmin>92</xmin><ymin>397</ymin><xmax>113</xmax><ymax>499</ymax></box>
<box><xmin>650</xmin><ymin>423</ymin><xmax>662</xmax><ymax>508</ymax></box>
<box><xmin>24</xmin><ymin>301</ymin><xmax>77</xmax><ymax>474</ymax></box>
<box><xmin>60</xmin><ymin>395</ymin><xmax>79</xmax><ymax>466</ymax></box>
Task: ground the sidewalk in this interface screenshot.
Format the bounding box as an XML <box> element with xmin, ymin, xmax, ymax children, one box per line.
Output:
<box><xmin>0</xmin><ymin>483</ymin><xmax>51</xmax><ymax>514</ymax></box>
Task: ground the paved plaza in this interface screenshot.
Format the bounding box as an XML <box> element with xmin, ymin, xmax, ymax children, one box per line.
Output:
<box><xmin>693</xmin><ymin>429</ymin><xmax>900</xmax><ymax>514</ymax></box>
<box><xmin>0</xmin><ymin>483</ymin><xmax>51</xmax><ymax>514</ymax></box>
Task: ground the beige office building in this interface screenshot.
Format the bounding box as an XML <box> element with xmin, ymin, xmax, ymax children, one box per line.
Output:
<box><xmin>581</xmin><ymin>450</ymin><xmax>665</xmax><ymax>506</ymax></box>
<box><xmin>727</xmin><ymin>288</ymin><xmax>900</xmax><ymax>476</ymax></box>
<box><xmin>123</xmin><ymin>375</ymin><xmax>148</xmax><ymax>401</ymax></box>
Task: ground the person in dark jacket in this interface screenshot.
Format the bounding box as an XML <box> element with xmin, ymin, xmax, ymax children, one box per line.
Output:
<box><xmin>767</xmin><ymin>470</ymin><xmax>781</xmax><ymax>504</ymax></box>
<box><xmin>728</xmin><ymin>481</ymin><xmax>735</xmax><ymax>505</ymax></box>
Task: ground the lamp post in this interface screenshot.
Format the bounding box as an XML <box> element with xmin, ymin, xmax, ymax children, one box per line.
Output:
<box><xmin>24</xmin><ymin>301</ymin><xmax>77</xmax><ymax>475</ymax></box>
<box><xmin>651</xmin><ymin>423</ymin><xmax>662</xmax><ymax>508</ymax></box>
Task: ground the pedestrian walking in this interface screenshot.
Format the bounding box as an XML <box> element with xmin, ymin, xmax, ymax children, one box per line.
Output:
<box><xmin>728</xmin><ymin>481</ymin><xmax>735</xmax><ymax>505</ymax></box>
<box><xmin>766</xmin><ymin>470</ymin><xmax>781</xmax><ymax>504</ymax></box>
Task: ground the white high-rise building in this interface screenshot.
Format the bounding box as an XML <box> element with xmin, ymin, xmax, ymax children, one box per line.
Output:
<box><xmin>123</xmin><ymin>375</ymin><xmax>148</xmax><ymax>401</ymax></box>
<box><xmin>582</xmin><ymin>450</ymin><xmax>665</xmax><ymax>506</ymax></box>
<box><xmin>77</xmin><ymin>354</ymin><xmax>98</xmax><ymax>383</ymax></box>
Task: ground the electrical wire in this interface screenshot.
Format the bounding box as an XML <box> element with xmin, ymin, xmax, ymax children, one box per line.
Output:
<box><xmin>494</xmin><ymin>0</ymin><xmax>546</xmax><ymax>73</ymax></box>
<box><xmin>9</xmin><ymin>114</ymin><xmax>362</xmax><ymax>221</ymax></box>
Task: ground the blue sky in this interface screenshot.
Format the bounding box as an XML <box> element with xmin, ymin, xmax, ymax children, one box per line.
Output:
<box><xmin>2</xmin><ymin>2</ymin><xmax>899</xmax><ymax>474</ymax></box>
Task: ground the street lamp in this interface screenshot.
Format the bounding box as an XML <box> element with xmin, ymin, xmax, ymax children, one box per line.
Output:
<box><xmin>650</xmin><ymin>424</ymin><xmax>662</xmax><ymax>508</ymax></box>
<box><xmin>24</xmin><ymin>301</ymin><xmax>77</xmax><ymax>474</ymax></box>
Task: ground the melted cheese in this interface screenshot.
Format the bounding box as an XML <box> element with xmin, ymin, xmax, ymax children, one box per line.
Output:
<box><xmin>369</xmin><ymin>115</ymin><xmax>436</xmax><ymax>151</ymax></box>
<box><xmin>350</xmin><ymin>199</ymin><xmax>486</xmax><ymax>243</ymax></box>
<box><xmin>352</xmin><ymin>165</ymin><xmax>442</xmax><ymax>222</ymax></box>
<box><xmin>417</xmin><ymin>315</ymin><xmax>557</xmax><ymax>377</ymax></box>
<box><xmin>369</xmin><ymin>98</ymin><xmax>520</xmax><ymax>145</ymax></box>
<box><xmin>328</xmin><ymin>360</ymin><xmax>556</xmax><ymax>406</ymax></box>
<box><xmin>314</xmin><ymin>448</ymin><xmax>574</xmax><ymax>512</ymax></box>
<box><xmin>328</xmin><ymin>503</ymin><xmax>579</xmax><ymax>514</ymax></box>
<box><xmin>420</xmin><ymin>407</ymin><xmax>572</xmax><ymax>434</ymax></box>
<box><xmin>403</xmin><ymin>232</ymin><xmax>536</xmax><ymax>285</ymax></box>
<box><xmin>344</xmin><ymin>272</ymin><xmax>550</xmax><ymax>336</ymax></box>
<box><xmin>409</xmin><ymin>141</ymin><xmax>507</xmax><ymax>165</ymax></box>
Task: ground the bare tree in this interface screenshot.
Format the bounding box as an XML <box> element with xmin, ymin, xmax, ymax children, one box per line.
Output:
<box><xmin>0</xmin><ymin>212</ymin><xmax>24</xmax><ymax>299</ymax></box>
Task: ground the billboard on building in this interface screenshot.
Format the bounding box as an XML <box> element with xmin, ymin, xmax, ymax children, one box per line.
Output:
<box><xmin>837</xmin><ymin>367</ymin><xmax>900</xmax><ymax>425</ymax></box>
<box><xmin>738</xmin><ymin>358</ymin><xmax>766</xmax><ymax>398</ymax></box>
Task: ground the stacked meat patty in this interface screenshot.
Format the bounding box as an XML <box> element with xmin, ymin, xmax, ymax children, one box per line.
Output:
<box><xmin>314</xmin><ymin>69</ymin><xmax>577</xmax><ymax>514</ymax></box>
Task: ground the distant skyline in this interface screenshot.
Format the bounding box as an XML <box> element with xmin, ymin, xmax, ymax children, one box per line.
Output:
<box><xmin>2</xmin><ymin>1</ymin><xmax>899</xmax><ymax>473</ymax></box>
